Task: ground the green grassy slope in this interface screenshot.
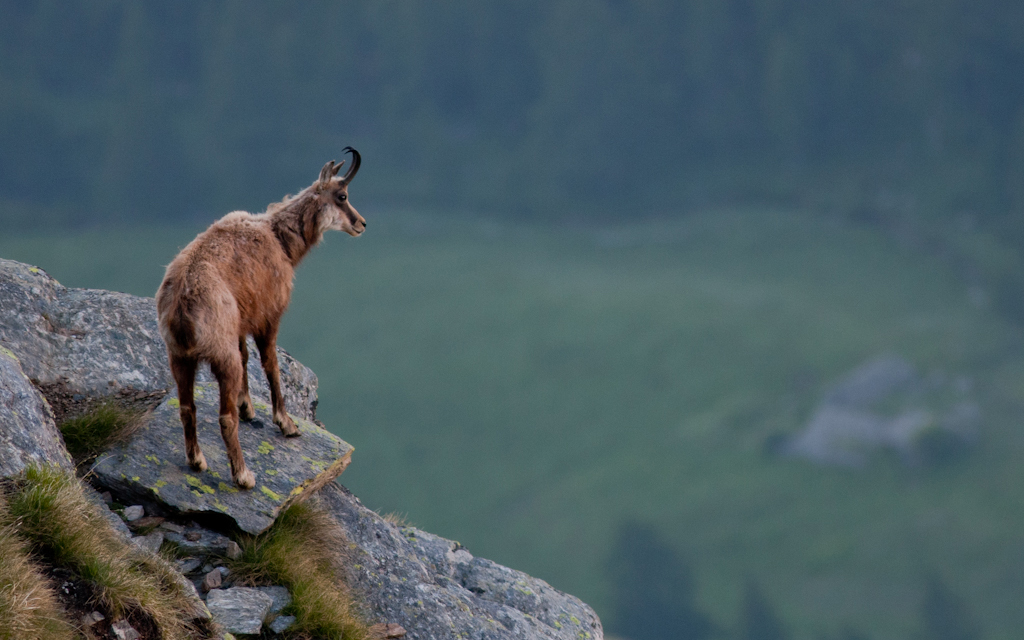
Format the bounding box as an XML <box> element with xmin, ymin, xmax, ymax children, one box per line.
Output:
<box><xmin>3</xmin><ymin>211</ymin><xmax>1023</xmax><ymax>639</ymax></box>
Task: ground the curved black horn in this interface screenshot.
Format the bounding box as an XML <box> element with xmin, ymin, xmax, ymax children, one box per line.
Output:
<box><xmin>340</xmin><ymin>146</ymin><xmax>361</xmax><ymax>184</ymax></box>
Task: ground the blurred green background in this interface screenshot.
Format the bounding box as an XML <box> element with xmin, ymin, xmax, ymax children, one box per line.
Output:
<box><xmin>3</xmin><ymin>3</ymin><xmax>1024</xmax><ymax>639</ymax></box>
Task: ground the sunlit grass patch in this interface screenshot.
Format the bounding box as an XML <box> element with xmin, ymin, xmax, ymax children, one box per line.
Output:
<box><xmin>0</xmin><ymin>494</ymin><xmax>74</xmax><ymax>640</ymax></box>
<box><xmin>4</xmin><ymin>465</ymin><xmax>209</xmax><ymax>640</ymax></box>
<box><xmin>229</xmin><ymin>502</ymin><xmax>369</xmax><ymax>640</ymax></box>
<box><xmin>58</xmin><ymin>401</ymin><xmax>144</xmax><ymax>463</ymax></box>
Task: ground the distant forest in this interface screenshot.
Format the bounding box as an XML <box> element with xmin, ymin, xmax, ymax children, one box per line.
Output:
<box><xmin>2</xmin><ymin>1</ymin><xmax>1023</xmax><ymax>231</ymax></box>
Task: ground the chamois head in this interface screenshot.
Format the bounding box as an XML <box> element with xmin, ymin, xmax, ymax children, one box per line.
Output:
<box><xmin>315</xmin><ymin>146</ymin><xmax>366</xmax><ymax>237</ymax></box>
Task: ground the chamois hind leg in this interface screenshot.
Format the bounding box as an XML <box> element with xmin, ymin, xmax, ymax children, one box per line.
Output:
<box><xmin>255</xmin><ymin>330</ymin><xmax>299</xmax><ymax>437</ymax></box>
<box><xmin>237</xmin><ymin>336</ymin><xmax>255</xmax><ymax>421</ymax></box>
<box><xmin>211</xmin><ymin>351</ymin><xmax>255</xmax><ymax>489</ymax></box>
<box><xmin>170</xmin><ymin>354</ymin><xmax>206</xmax><ymax>472</ymax></box>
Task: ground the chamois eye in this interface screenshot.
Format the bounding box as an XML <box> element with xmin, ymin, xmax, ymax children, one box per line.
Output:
<box><xmin>337</xmin><ymin>194</ymin><xmax>347</xmax><ymax>202</ymax></box>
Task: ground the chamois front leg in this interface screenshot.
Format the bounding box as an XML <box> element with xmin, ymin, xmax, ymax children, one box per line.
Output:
<box><xmin>170</xmin><ymin>355</ymin><xmax>206</xmax><ymax>472</ymax></box>
<box><xmin>237</xmin><ymin>336</ymin><xmax>256</xmax><ymax>421</ymax></box>
<box><xmin>212</xmin><ymin>353</ymin><xmax>255</xmax><ymax>489</ymax></box>
<box><xmin>255</xmin><ymin>331</ymin><xmax>300</xmax><ymax>437</ymax></box>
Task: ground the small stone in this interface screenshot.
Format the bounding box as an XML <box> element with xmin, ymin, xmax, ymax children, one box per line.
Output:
<box><xmin>111</xmin><ymin>619</ymin><xmax>141</xmax><ymax>640</ymax></box>
<box><xmin>202</xmin><ymin>563</ymin><xmax>215</xmax><ymax>575</ymax></box>
<box><xmin>160</xmin><ymin>521</ymin><xmax>185</xmax><ymax>534</ymax></box>
<box><xmin>269</xmin><ymin>615</ymin><xmax>296</xmax><ymax>634</ymax></box>
<box><xmin>100</xmin><ymin>491</ymin><xmax>113</xmax><ymax>504</ymax></box>
<box><xmin>128</xmin><ymin>516</ymin><xmax>164</xmax><ymax>531</ymax></box>
<box><xmin>185</xmin><ymin>531</ymin><xmax>202</xmax><ymax>542</ymax></box>
<box><xmin>131</xmin><ymin>530</ymin><xmax>164</xmax><ymax>554</ymax></box>
<box><xmin>81</xmin><ymin>611</ymin><xmax>105</xmax><ymax>626</ymax></box>
<box><xmin>123</xmin><ymin>505</ymin><xmax>144</xmax><ymax>521</ymax></box>
<box><xmin>218</xmin><ymin>566</ymin><xmax>231</xmax><ymax>578</ymax></box>
<box><xmin>202</xmin><ymin>568</ymin><xmax>223</xmax><ymax>592</ymax></box>
<box><xmin>225</xmin><ymin>540</ymin><xmax>242</xmax><ymax>560</ymax></box>
<box><xmin>206</xmin><ymin>587</ymin><xmax>273</xmax><ymax>636</ymax></box>
<box><xmin>256</xmin><ymin>586</ymin><xmax>291</xmax><ymax>614</ymax></box>
<box><xmin>176</xmin><ymin>557</ymin><xmax>202</xmax><ymax>574</ymax></box>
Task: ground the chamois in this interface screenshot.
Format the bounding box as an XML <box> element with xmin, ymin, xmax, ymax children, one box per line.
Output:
<box><xmin>156</xmin><ymin>148</ymin><xmax>365</xmax><ymax>489</ymax></box>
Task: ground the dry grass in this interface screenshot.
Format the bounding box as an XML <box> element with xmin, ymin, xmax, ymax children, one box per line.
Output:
<box><xmin>229</xmin><ymin>502</ymin><xmax>370</xmax><ymax>640</ymax></box>
<box><xmin>0</xmin><ymin>494</ymin><xmax>75</xmax><ymax>640</ymax></box>
<box><xmin>381</xmin><ymin>511</ymin><xmax>409</xmax><ymax>528</ymax></box>
<box><xmin>4</xmin><ymin>464</ymin><xmax>209</xmax><ymax>640</ymax></box>
<box><xmin>58</xmin><ymin>401</ymin><xmax>144</xmax><ymax>463</ymax></box>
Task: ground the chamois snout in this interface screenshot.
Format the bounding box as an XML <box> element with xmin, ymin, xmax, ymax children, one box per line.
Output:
<box><xmin>335</xmin><ymin>205</ymin><xmax>366</xmax><ymax>237</ymax></box>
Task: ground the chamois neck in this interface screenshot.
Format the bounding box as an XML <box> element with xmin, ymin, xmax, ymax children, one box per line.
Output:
<box><xmin>268</xmin><ymin>187</ymin><xmax>325</xmax><ymax>266</ymax></box>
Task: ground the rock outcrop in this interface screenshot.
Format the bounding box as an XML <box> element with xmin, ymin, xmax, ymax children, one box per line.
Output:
<box><xmin>0</xmin><ymin>257</ymin><xmax>603</xmax><ymax>640</ymax></box>
<box><xmin>319</xmin><ymin>483</ymin><xmax>603</xmax><ymax>640</ymax></box>
<box><xmin>0</xmin><ymin>259</ymin><xmax>318</xmax><ymax>422</ymax></box>
<box><xmin>0</xmin><ymin>346</ymin><xmax>72</xmax><ymax>478</ymax></box>
<box><xmin>92</xmin><ymin>382</ymin><xmax>353</xmax><ymax>534</ymax></box>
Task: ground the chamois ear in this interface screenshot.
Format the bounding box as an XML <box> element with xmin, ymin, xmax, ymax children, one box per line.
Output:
<box><xmin>319</xmin><ymin>161</ymin><xmax>337</xmax><ymax>186</ymax></box>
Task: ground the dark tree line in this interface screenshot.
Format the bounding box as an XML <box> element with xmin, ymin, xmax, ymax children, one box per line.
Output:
<box><xmin>1</xmin><ymin>0</ymin><xmax>1023</xmax><ymax>229</ymax></box>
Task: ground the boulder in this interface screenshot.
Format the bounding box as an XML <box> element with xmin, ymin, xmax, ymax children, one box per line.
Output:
<box><xmin>317</xmin><ymin>483</ymin><xmax>603</xmax><ymax>640</ymax></box>
<box><xmin>782</xmin><ymin>355</ymin><xmax>981</xmax><ymax>467</ymax></box>
<box><xmin>0</xmin><ymin>346</ymin><xmax>72</xmax><ymax>478</ymax></box>
<box><xmin>91</xmin><ymin>384</ymin><xmax>353</xmax><ymax>534</ymax></box>
<box><xmin>0</xmin><ymin>258</ymin><xmax>318</xmax><ymax>422</ymax></box>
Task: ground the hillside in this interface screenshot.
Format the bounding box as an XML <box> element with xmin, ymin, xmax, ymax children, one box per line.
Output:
<box><xmin>3</xmin><ymin>211</ymin><xmax>1023</xmax><ymax>639</ymax></box>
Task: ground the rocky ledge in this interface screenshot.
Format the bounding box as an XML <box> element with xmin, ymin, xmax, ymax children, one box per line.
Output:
<box><xmin>0</xmin><ymin>257</ymin><xmax>603</xmax><ymax>640</ymax></box>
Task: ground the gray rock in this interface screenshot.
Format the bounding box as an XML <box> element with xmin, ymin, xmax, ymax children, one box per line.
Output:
<box><xmin>206</xmin><ymin>587</ymin><xmax>274</xmax><ymax>636</ymax></box>
<box><xmin>225</xmin><ymin>539</ymin><xmax>243</xmax><ymax>559</ymax></box>
<box><xmin>123</xmin><ymin>505</ymin><xmax>145</xmax><ymax>521</ymax></box>
<box><xmin>111</xmin><ymin>619</ymin><xmax>141</xmax><ymax>640</ymax></box>
<box><xmin>131</xmin><ymin>530</ymin><xmax>164</xmax><ymax>554</ymax></box>
<box><xmin>160</xmin><ymin>521</ymin><xmax>185</xmax><ymax>534</ymax></box>
<box><xmin>164</xmin><ymin>526</ymin><xmax>235</xmax><ymax>558</ymax></box>
<box><xmin>317</xmin><ymin>483</ymin><xmax>603</xmax><ymax>640</ymax></box>
<box><xmin>0</xmin><ymin>259</ymin><xmax>319</xmax><ymax>422</ymax></box>
<box><xmin>256</xmin><ymin>586</ymin><xmax>292</xmax><ymax>614</ymax></box>
<box><xmin>783</xmin><ymin>355</ymin><xmax>982</xmax><ymax>467</ymax></box>
<box><xmin>176</xmin><ymin>557</ymin><xmax>203</xmax><ymax>574</ymax></box>
<box><xmin>92</xmin><ymin>382</ymin><xmax>353</xmax><ymax>534</ymax></box>
<box><xmin>81</xmin><ymin>611</ymin><xmax>105</xmax><ymax>626</ymax></box>
<box><xmin>0</xmin><ymin>346</ymin><xmax>73</xmax><ymax>478</ymax></box>
<box><xmin>268</xmin><ymin>615</ymin><xmax>296</xmax><ymax>634</ymax></box>
<box><xmin>83</xmin><ymin>485</ymin><xmax>133</xmax><ymax>541</ymax></box>
<box><xmin>202</xmin><ymin>568</ymin><xmax>223</xmax><ymax>592</ymax></box>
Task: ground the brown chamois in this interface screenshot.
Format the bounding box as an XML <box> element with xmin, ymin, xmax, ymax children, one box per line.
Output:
<box><xmin>156</xmin><ymin>148</ymin><xmax>365</xmax><ymax>489</ymax></box>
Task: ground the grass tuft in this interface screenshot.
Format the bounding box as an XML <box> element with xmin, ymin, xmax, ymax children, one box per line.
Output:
<box><xmin>0</xmin><ymin>494</ymin><xmax>75</xmax><ymax>640</ymax></box>
<box><xmin>230</xmin><ymin>502</ymin><xmax>369</xmax><ymax>640</ymax></box>
<box><xmin>4</xmin><ymin>464</ymin><xmax>209</xmax><ymax>640</ymax></box>
<box><xmin>58</xmin><ymin>401</ymin><xmax>143</xmax><ymax>462</ymax></box>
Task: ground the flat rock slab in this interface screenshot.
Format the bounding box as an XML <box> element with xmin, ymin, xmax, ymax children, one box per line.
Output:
<box><xmin>93</xmin><ymin>382</ymin><xmax>353</xmax><ymax>534</ymax></box>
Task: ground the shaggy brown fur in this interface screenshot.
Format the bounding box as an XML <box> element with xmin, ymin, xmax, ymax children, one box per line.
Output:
<box><xmin>156</xmin><ymin>149</ymin><xmax>365</xmax><ymax>489</ymax></box>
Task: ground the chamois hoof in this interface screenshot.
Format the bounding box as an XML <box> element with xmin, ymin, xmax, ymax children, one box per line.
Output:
<box><xmin>239</xmin><ymin>400</ymin><xmax>256</xmax><ymax>421</ymax></box>
<box><xmin>188</xmin><ymin>452</ymin><xmax>208</xmax><ymax>473</ymax></box>
<box><xmin>276</xmin><ymin>414</ymin><xmax>300</xmax><ymax>438</ymax></box>
<box><xmin>234</xmin><ymin>468</ymin><xmax>255</xmax><ymax>490</ymax></box>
